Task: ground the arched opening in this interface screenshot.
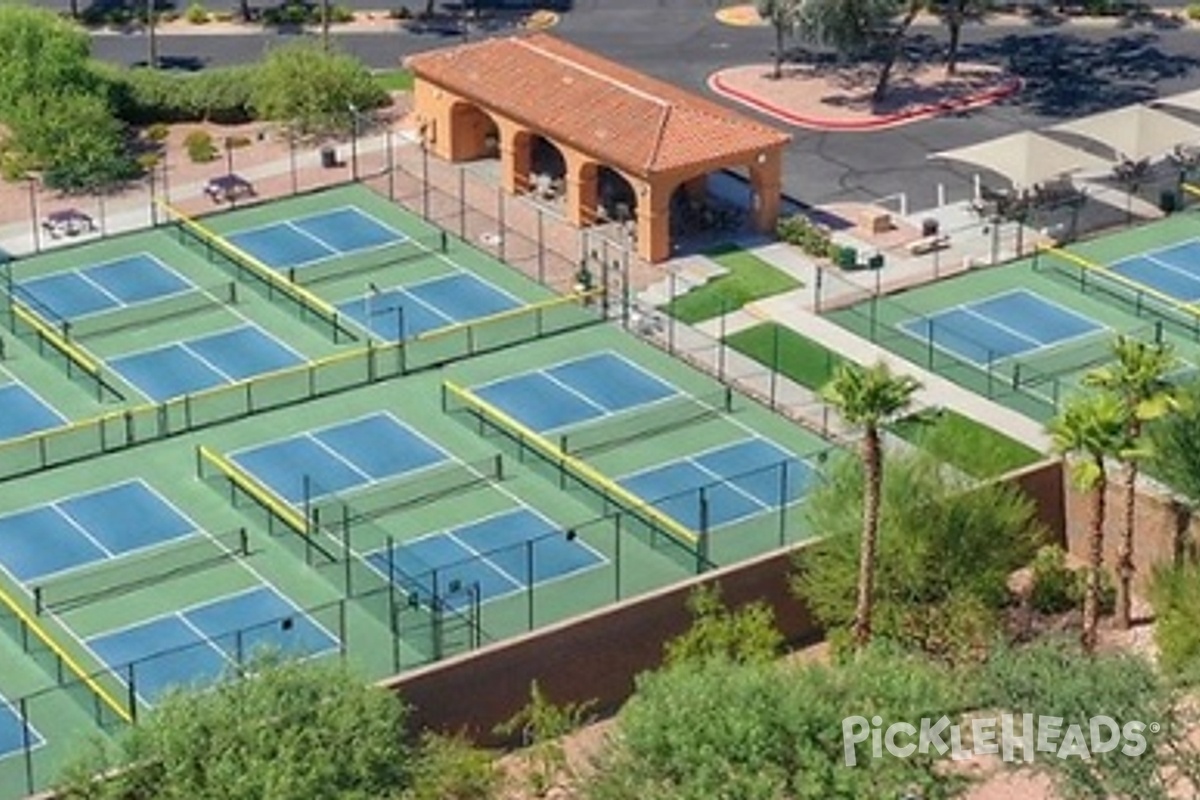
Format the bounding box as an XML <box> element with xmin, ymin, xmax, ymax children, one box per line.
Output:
<box><xmin>669</xmin><ymin>170</ymin><xmax>748</xmax><ymax>252</ymax></box>
<box><xmin>448</xmin><ymin>101</ymin><xmax>500</xmax><ymax>162</ymax></box>
<box><xmin>597</xmin><ymin>166</ymin><xmax>637</xmax><ymax>226</ymax></box>
<box><xmin>527</xmin><ymin>134</ymin><xmax>567</xmax><ymax>199</ymax></box>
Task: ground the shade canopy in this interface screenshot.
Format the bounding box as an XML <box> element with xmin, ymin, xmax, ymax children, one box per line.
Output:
<box><xmin>1153</xmin><ymin>88</ymin><xmax>1200</xmax><ymax>116</ymax></box>
<box><xmin>931</xmin><ymin>131</ymin><xmax>1112</xmax><ymax>189</ymax></box>
<box><xmin>1049</xmin><ymin>104</ymin><xmax>1200</xmax><ymax>162</ymax></box>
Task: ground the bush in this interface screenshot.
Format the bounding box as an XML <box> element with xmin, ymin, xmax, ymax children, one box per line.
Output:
<box><xmin>390</xmin><ymin>5</ymin><xmax>412</xmax><ymax>18</ymax></box>
<box><xmin>1028</xmin><ymin>545</ymin><xmax>1116</xmax><ymax>616</ymax></box>
<box><xmin>1150</xmin><ymin>562</ymin><xmax>1200</xmax><ymax>683</ymax></box>
<box><xmin>252</xmin><ymin>41</ymin><xmax>389</xmax><ymax>135</ymax></box>
<box><xmin>775</xmin><ymin>214</ymin><xmax>834</xmax><ymax>259</ymax></box>
<box><xmin>331</xmin><ymin>5</ymin><xmax>356</xmax><ymax>22</ymax></box>
<box><xmin>185</xmin><ymin>1</ymin><xmax>210</xmax><ymax>23</ymax></box>
<box><xmin>98</xmin><ymin>63</ymin><xmax>258</xmax><ymax>124</ymax></box>
<box><xmin>1188</xmin><ymin>2</ymin><xmax>1200</xmax><ymax>19</ymax></box>
<box><xmin>145</xmin><ymin>121</ymin><xmax>171</xmax><ymax>143</ymax></box>
<box><xmin>184</xmin><ymin>129</ymin><xmax>217</xmax><ymax>162</ymax></box>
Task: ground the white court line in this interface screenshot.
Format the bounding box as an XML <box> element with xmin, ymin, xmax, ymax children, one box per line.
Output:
<box><xmin>302</xmin><ymin>432</ymin><xmax>374</xmax><ymax>484</ymax></box>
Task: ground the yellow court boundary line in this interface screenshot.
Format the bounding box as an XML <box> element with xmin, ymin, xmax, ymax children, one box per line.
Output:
<box><xmin>1040</xmin><ymin>245</ymin><xmax>1200</xmax><ymax>316</ymax></box>
<box><xmin>197</xmin><ymin>446</ymin><xmax>308</xmax><ymax>535</ymax></box>
<box><xmin>0</xmin><ymin>583</ymin><xmax>131</xmax><ymax>723</ymax></box>
<box><xmin>443</xmin><ymin>380</ymin><xmax>700</xmax><ymax>548</ymax></box>
<box><xmin>157</xmin><ymin>201</ymin><xmax>346</xmax><ymax>330</ymax></box>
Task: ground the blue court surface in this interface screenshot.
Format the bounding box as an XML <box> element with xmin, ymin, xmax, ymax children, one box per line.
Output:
<box><xmin>231</xmin><ymin>412</ymin><xmax>449</xmax><ymax>504</ymax></box>
<box><xmin>620</xmin><ymin>438</ymin><xmax>813</xmax><ymax>531</ymax></box>
<box><xmin>900</xmin><ymin>289</ymin><xmax>1103</xmax><ymax>366</ymax></box>
<box><xmin>227</xmin><ymin>207</ymin><xmax>405</xmax><ymax>271</ymax></box>
<box><xmin>0</xmin><ymin>381</ymin><xmax>65</xmax><ymax>440</ymax></box>
<box><xmin>0</xmin><ymin>693</ymin><xmax>42</xmax><ymax>760</ymax></box>
<box><xmin>0</xmin><ymin>480</ymin><xmax>195</xmax><ymax>585</ymax></box>
<box><xmin>338</xmin><ymin>273</ymin><xmax>520</xmax><ymax>341</ymax></box>
<box><xmin>109</xmin><ymin>324</ymin><xmax>303</xmax><ymax>402</ymax></box>
<box><xmin>13</xmin><ymin>254</ymin><xmax>191</xmax><ymax>322</ymax></box>
<box><xmin>365</xmin><ymin>508</ymin><xmax>604</xmax><ymax>609</ymax></box>
<box><xmin>1110</xmin><ymin>239</ymin><xmax>1200</xmax><ymax>302</ymax></box>
<box><xmin>474</xmin><ymin>352</ymin><xmax>678</xmax><ymax>432</ymax></box>
<box><xmin>87</xmin><ymin>585</ymin><xmax>338</xmax><ymax>705</ymax></box>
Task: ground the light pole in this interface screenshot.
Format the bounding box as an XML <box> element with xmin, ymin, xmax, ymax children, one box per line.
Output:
<box><xmin>347</xmin><ymin>102</ymin><xmax>362</xmax><ymax>182</ymax></box>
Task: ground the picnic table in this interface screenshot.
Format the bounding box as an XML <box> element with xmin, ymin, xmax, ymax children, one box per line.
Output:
<box><xmin>41</xmin><ymin>209</ymin><xmax>96</xmax><ymax>239</ymax></box>
<box><xmin>204</xmin><ymin>174</ymin><xmax>256</xmax><ymax>204</ymax></box>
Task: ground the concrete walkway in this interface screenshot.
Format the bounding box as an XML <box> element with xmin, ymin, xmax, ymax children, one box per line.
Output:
<box><xmin>645</xmin><ymin>242</ymin><xmax>1053</xmax><ymax>454</ymax></box>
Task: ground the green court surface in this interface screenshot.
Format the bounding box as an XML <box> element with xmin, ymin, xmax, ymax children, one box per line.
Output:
<box><xmin>0</xmin><ymin>184</ymin><xmax>839</xmax><ymax>799</ymax></box>
<box><xmin>824</xmin><ymin>220</ymin><xmax>1200</xmax><ymax>421</ymax></box>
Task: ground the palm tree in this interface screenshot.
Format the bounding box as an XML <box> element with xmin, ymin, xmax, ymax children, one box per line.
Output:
<box><xmin>1048</xmin><ymin>393</ymin><xmax>1131</xmax><ymax>653</ymax></box>
<box><xmin>821</xmin><ymin>361</ymin><xmax>920</xmax><ymax>647</ymax></box>
<box><xmin>1083</xmin><ymin>335</ymin><xmax>1176</xmax><ymax>630</ymax></box>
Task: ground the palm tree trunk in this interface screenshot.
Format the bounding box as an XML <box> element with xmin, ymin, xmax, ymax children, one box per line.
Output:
<box><xmin>853</xmin><ymin>426</ymin><xmax>882</xmax><ymax>648</ymax></box>
<box><xmin>321</xmin><ymin>0</ymin><xmax>330</xmax><ymax>52</ymax></box>
<box><xmin>1117</xmin><ymin>429</ymin><xmax>1140</xmax><ymax>630</ymax></box>
<box><xmin>1082</xmin><ymin>465</ymin><xmax>1107</xmax><ymax>653</ymax></box>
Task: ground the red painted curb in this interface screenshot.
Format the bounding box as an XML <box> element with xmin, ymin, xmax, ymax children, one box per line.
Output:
<box><xmin>708</xmin><ymin>71</ymin><xmax>1024</xmax><ymax>132</ymax></box>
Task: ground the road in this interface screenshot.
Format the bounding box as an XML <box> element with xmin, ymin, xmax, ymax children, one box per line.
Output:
<box><xmin>80</xmin><ymin>0</ymin><xmax>1200</xmax><ymax>211</ymax></box>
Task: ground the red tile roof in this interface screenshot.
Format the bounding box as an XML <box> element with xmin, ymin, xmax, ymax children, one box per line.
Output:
<box><xmin>406</xmin><ymin>33</ymin><xmax>791</xmax><ymax>178</ymax></box>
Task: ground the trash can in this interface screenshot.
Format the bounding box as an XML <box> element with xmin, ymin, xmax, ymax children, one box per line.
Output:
<box><xmin>320</xmin><ymin>145</ymin><xmax>338</xmax><ymax>169</ymax></box>
<box><xmin>1160</xmin><ymin>189</ymin><xmax>1179</xmax><ymax>214</ymax></box>
<box><xmin>836</xmin><ymin>246</ymin><xmax>858</xmax><ymax>270</ymax></box>
<box><xmin>867</xmin><ymin>253</ymin><xmax>885</xmax><ymax>270</ymax></box>
<box><xmin>922</xmin><ymin>218</ymin><xmax>940</xmax><ymax>237</ymax></box>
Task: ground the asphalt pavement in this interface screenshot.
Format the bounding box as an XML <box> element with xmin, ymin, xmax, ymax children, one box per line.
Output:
<box><xmin>73</xmin><ymin>0</ymin><xmax>1200</xmax><ymax>212</ymax></box>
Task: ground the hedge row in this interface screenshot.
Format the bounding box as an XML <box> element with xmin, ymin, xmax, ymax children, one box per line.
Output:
<box><xmin>94</xmin><ymin>63</ymin><xmax>260</xmax><ymax>125</ymax></box>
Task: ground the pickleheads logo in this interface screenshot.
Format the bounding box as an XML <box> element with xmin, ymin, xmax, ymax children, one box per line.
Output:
<box><xmin>841</xmin><ymin>714</ymin><xmax>1154</xmax><ymax>766</ymax></box>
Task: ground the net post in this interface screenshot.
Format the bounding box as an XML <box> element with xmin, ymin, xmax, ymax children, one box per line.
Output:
<box><xmin>238</xmin><ymin>527</ymin><xmax>249</xmax><ymax>557</ymax></box>
<box><xmin>724</xmin><ymin>384</ymin><xmax>733</xmax><ymax>413</ymax></box>
<box><xmin>777</xmin><ymin>461</ymin><xmax>788</xmax><ymax>548</ymax></box>
<box><xmin>32</xmin><ymin>587</ymin><xmax>42</xmax><ymax>616</ymax></box>
<box><xmin>494</xmin><ymin>452</ymin><xmax>504</xmax><ymax>481</ymax></box>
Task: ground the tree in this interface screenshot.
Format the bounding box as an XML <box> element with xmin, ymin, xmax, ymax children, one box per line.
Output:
<box><xmin>756</xmin><ymin>0</ymin><xmax>798</xmax><ymax>80</ymax></box>
<box><xmin>794</xmin><ymin>0</ymin><xmax>923</xmax><ymax>102</ymax></box>
<box><xmin>586</xmin><ymin>647</ymin><xmax>968</xmax><ymax>800</ymax></box>
<box><xmin>663</xmin><ymin>584</ymin><xmax>783</xmax><ymax>667</ymax></box>
<box><xmin>927</xmin><ymin>0</ymin><xmax>991</xmax><ymax>75</ymax></box>
<box><xmin>820</xmin><ymin>361</ymin><xmax>919</xmax><ymax>648</ymax></box>
<box><xmin>58</xmin><ymin>657</ymin><xmax>411</xmax><ymax>799</ymax></box>
<box><xmin>251</xmin><ymin>41</ymin><xmax>388</xmax><ymax>136</ymax></box>
<box><xmin>1083</xmin><ymin>335</ymin><xmax>1176</xmax><ymax>630</ymax></box>
<box><xmin>1150</xmin><ymin>378</ymin><xmax>1200</xmax><ymax>506</ymax></box>
<box><xmin>1048</xmin><ymin>393</ymin><xmax>1131</xmax><ymax>653</ymax></box>
<box><xmin>0</xmin><ymin>4</ymin><xmax>96</xmax><ymax>112</ymax></box>
<box><xmin>797</xmin><ymin>448</ymin><xmax>1044</xmax><ymax>660</ymax></box>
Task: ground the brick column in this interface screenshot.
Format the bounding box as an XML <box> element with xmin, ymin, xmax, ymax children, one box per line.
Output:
<box><xmin>749</xmin><ymin>150</ymin><xmax>783</xmax><ymax>234</ymax></box>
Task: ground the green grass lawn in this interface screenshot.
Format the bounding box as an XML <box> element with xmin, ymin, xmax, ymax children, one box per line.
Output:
<box><xmin>725</xmin><ymin>323</ymin><xmax>846</xmax><ymax>390</ymax></box>
<box><xmin>890</xmin><ymin>408</ymin><xmax>1043</xmax><ymax>479</ymax></box>
<box><xmin>374</xmin><ymin>68</ymin><xmax>414</xmax><ymax>92</ymax></box>
<box><xmin>664</xmin><ymin>245</ymin><xmax>801</xmax><ymax>324</ymax></box>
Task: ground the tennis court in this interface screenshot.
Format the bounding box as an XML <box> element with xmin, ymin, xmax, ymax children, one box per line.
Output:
<box><xmin>230</xmin><ymin>412</ymin><xmax>450</xmax><ymax>504</ymax></box>
<box><xmin>12</xmin><ymin>254</ymin><xmax>191</xmax><ymax>324</ymax></box>
<box><xmin>366</xmin><ymin>507</ymin><xmax>605</xmax><ymax>610</ymax></box>
<box><xmin>619</xmin><ymin>438</ymin><xmax>813</xmax><ymax>531</ymax></box>
<box><xmin>1107</xmin><ymin>238</ymin><xmax>1200</xmax><ymax>301</ymax></box>
<box><xmin>899</xmin><ymin>289</ymin><xmax>1105</xmax><ymax>366</ymax></box>
<box><xmin>227</xmin><ymin>207</ymin><xmax>405</xmax><ymax>273</ymax></box>
<box><xmin>474</xmin><ymin>351</ymin><xmax>679</xmax><ymax>432</ymax></box>
<box><xmin>0</xmin><ymin>382</ymin><xmax>64</xmax><ymax>440</ymax></box>
<box><xmin>86</xmin><ymin>585</ymin><xmax>338</xmax><ymax>705</ymax></box>
<box><xmin>0</xmin><ymin>695</ymin><xmax>40</xmax><ymax>762</ymax></box>
<box><xmin>108</xmin><ymin>324</ymin><xmax>304</xmax><ymax>402</ymax></box>
<box><xmin>338</xmin><ymin>273</ymin><xmax>520</xmax><ymax>341</ymax></box>
<box><xmin>0</xmin><ymin>480</ymin><xmax>195</xmax><ymax>584</ymax></box>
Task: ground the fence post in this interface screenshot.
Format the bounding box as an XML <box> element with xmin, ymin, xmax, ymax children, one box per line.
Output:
<box><xmin>537</xmin><ymin>209</ymin><xmax>545</xmax><ymax>285</ymax></box>
<box><xmin>770</xmin><ymin>322</ymin><xmax>780</xmax><ymax>409</ymax></box>
<box><xmin>497</xmin><ymin>186</ymin><xmax>506</xmax><ymax>263</ymax></box>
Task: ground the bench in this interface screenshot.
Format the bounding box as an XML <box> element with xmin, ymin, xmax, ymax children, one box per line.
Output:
<box><xmin>907</xmin><ymin>234</ymin><xmax>950</xmax><ymax>256</ymax></box>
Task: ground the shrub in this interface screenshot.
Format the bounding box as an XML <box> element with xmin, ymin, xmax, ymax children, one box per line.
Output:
<box><xmin>775</xmin><ymin>213</ymin><xmax>834</xmax><ymax>259</ymax></box>
<box><xmin>1029</xmin><ymin>545</ymin><xmax>1116</xmax><ymax>616</ymax></box>
<box><xmin>1188</xmin><ymin>2</ymin><xmax>1200</xmax><ymax>19</ymax></box>
<box><xmin>390</xmin><ymin>5</ymin><xmax>412</xmax><ymax>19</ymax></box>
<box><xmin>98</xmin><ymin>63</ymin><xmax>258</xmax><ymax>124</ymax></box>
<box><xmin>330</xmin><ymin>5</ymin><xmax>356</xmax><ymax>23</ymax></box>
<box><xmin>1149</xmin><ymin>561</ymin><xmax>1200</xmax><ymax>683</ymax></box>
<box><xmin>145</xmin><ymin>121</ymin><xmax>171</xmax><ymax>143</ymax></box>
<box><xmin>185</xmin><ymin>1</ymin><xmax>210</xmax><ymax>23</ymax></box>
<box><xmin>184</xmin><ymin>129</ymin><xmax>217</xmax><ymax>162</ymax></box>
